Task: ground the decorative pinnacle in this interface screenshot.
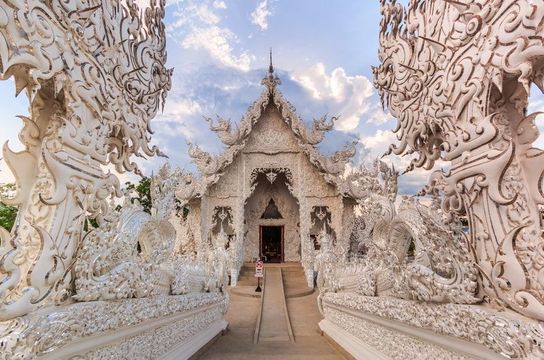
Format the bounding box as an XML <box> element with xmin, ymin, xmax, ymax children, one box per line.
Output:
<box><xmin>261</xmin><ymin>48</ymin><xmax>281</xmax><ymax>89</ymax></box>
<box><xmin>269</xmin><ymin>48</ymin><xmax>274</xmax><ymax>75</ymax></box>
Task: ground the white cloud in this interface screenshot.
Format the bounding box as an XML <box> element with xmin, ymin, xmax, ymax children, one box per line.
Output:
<box><xmin>293</xmin><ymin>63</ymin><xmax>386</xmax><ymax>131</ymax></box>
<box><xmin>167</xmin><ymin>1</ymin><xmax>253</xmax><ymax>72</ymax></box>
<box><xmin>213</xmin><ymin>1</ymin><xmax>227</xmax><ymax>9</ymax></box>
<box><xmin>528</xmin><ymin>86</ymin><xmax>544</xmax><ymax>149</ymax></box>
<box><xmin>251</xmin><ymin>0</ymin><xmax>273</xmax><ymax>31</ymax></box>
<box><xmin>360</xmin><ymin>129</ymin><xmax>397</xmax><ymax>158</ymax></box>
<box><xmin>167</xmin><ymin>3</ymin><xmax>221</xmax><ymax>32</ymax></box>
<box><xmin>0</xmin><ymin>162</ymin><xmax>15</xmax><ymax>184</ymax></box>
<box><xmin>182</xmin><ymin>26</ymin><xmax>253</xmax><ymax>71</ymax></box>
<box><xmin>157</xmin><ymin>98</ymin><xmax>202</xmax><ymax>121</ymax></box>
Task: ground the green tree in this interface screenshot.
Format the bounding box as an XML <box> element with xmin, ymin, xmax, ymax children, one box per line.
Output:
<box><xmin>124</xmin><ymin>177</ymin><xmax>152</xmax><ymax>214</ymax></box>
<box><xmin>0</xmin><ymin>183</ymin><xmax>18</xmax><ymax>231</ymax></box>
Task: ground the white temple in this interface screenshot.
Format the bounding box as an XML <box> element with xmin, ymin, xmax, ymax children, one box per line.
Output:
<box><xmin>174</xmin><ymin>55</ymin><xmax>359</xmax><ymax>287</ymax></box>
<box><xmin>1</xmin><ymin>0</ymin><xmax>544</xmax><ymax>359</ymax></box>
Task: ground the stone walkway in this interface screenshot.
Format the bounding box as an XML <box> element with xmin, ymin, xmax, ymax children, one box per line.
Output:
<box><xmin>199</xmin><ymin>266</ymin><xmax>344</xmax><ymax>360</ymax></box>
<box><xmin>257</xmin><ymin>268</ymin><xmax>292</xmax><ymax>343</ymax></box>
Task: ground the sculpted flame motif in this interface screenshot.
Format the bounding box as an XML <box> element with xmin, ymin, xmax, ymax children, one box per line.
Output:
<box><xmin>0</xmin><ymin>0</ymin><xmax>171</xmax><ymax>319</ymax></box>
<box><xmin>374</xmin><ymin>0</ymin><xmax>544</xmax><ymax>319</ymax></box>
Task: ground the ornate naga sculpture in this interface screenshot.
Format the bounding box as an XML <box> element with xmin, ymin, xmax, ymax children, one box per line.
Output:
<box><xmin>207</xmin><ymin>226</ymin><xmax>230</xmax><ymax>292</ymax></box>
<box><xmin>375</xmin><ymin>0</ymin><xmax>544</xmax><ymax>319</ymax></box>
<box><xmin>73</xmin><ymin>196</ymin><xmax>176</xmax><ymax>301</ymax></box>
<box><xmin>332</xmin><ymin>160</ymin><xmax>479</xmax><ymax>304</ymax></box>
<box><xmin>74</xmin><ymin>165</ymin><xmax>216</xmax><ymax>301</ymax></box>
<box><xmin>205</xmin><ymin>116</ymin><xmax>241</xmax><ymax>147</ymax></box>
<box><xmin>315</xmin><ymin>229</ymin><xmax>338</xmax><ymax>290</ymax></box>
<box><xmin>0</xmin><ymin>0</ymin><xmax>172</xmax><ymax>319</ymax></box>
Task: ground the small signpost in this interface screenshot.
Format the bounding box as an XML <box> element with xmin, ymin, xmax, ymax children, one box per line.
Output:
<box><xmin>255</xmin><ymin>260</ymin><xmax>264</xmax><ymax>292</ymax></box>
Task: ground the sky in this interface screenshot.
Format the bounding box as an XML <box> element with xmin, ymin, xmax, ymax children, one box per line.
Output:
<box><xmin>1</xmin><ymin>0</ymin><xmax>544</xmax><ymax>195</ymax></box>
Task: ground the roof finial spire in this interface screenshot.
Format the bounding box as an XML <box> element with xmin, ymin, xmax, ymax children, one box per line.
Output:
<box><xmin>262</xmin><ymin>48</ymin><xmax>280</xmax><ymax>89</ymax></box>
<box><xmin>269</xmin><ymin>48</ymin><xmax>274</xmax><ymax>75</ymax></box>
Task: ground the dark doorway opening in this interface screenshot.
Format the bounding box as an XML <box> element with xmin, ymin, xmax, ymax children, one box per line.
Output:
<box><xmin>260</xmin><ymin>226</ymin><xmax>283</xmax><ymax>263</ymax></box>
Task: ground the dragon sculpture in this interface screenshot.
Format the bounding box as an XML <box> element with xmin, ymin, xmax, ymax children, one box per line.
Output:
<box><xmin>74</xmin><ymin>165</ymin><xmax>220</xmax><ymax>301</ymax></box>
<box><xmin>319</xmin><ymin>160</ymin><xmax>479</xmax><ymax>305</ymax></box>
<box><xmin>374</xmin><ymin>0</ymin><xmax>544</xmax><ymax>319</ymax></box>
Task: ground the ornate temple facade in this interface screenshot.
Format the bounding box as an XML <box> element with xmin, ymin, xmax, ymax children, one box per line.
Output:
<box><xmin>3</xmin><ymin>0</ymin><xmax>544</xmax><ymax>358</ymax></box>
<box><xmin>175</xmin><ymin>60</ymin><xmax>358</xmax><ymax>286</ymax></box>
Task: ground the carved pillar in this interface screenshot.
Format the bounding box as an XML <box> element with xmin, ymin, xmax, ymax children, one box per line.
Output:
<box><xmin>0</xmin><ymin>97</ymin><xmax>119</xmax><ymax>320</ymax></box>
<box><xmin>299</xmin><ymin>197</ymin><xmax>314</xmax><ymax>288</ymax></box>
<box><xmin>0</xmin><ymin>0</ymin><xmax>171</xmax><ymax>320</ymax></box>
<box><xmin>331</xmin><ymin>196</ymin><xmax>347</xmax><ymax>261</ymax></box>
<box><xmin>198</xmin><ymin>195</ymin><xmax>210</xmax><ymax>262</ymax></box>
<box><xmin>230</xmin><ymin>197</ymin><xmax>245</xmax><ymax>286</ymax></box>
<box><xmin>375</xmin><ymin>0</ymin><xmax>544</xmax><ymax>320</ymax></box>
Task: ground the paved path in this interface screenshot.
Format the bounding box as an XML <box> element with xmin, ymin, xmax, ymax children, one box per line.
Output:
<box><xmin>257</xmin><ymin>268</ymin><xmax>292</xmax><ymax>343</ymax></box>
<box><xmin>199</xmin><ymin>266</ymin><xmax>343</xmax><ymax>360</ymax></box>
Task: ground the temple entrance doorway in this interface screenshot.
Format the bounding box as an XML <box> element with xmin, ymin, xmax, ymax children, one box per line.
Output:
<box><xmin>244</xmin><ymin>170</ymin><xmax>300</xmax><ymax>262</ymax></box>
<box><xmin>260</xmin><ymin>225</ymin><xmax>283</xmax><ymax>263</ymax></box>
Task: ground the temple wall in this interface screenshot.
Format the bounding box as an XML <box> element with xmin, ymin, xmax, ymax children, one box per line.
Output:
<box><xmin>208</xmin><ymin>159</ymin><xmax>242</xmax><ymax>198</ymax></box>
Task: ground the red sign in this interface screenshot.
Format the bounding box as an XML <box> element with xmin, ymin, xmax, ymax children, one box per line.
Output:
<box><xmin>255</xmin><ymin>260</ymin><xmax>264</xmax><ymax>277</ymax></box>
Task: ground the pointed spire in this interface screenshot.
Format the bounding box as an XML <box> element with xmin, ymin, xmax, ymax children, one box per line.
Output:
<box><xmin>269</xmin><ymin>48</ymin><xmax>274</xmax><ymax>75</ymax></box>
<box><xmin>262</xmin><ymin>48</ymin><xmax>281</xmax><ymax>89</ymax></box>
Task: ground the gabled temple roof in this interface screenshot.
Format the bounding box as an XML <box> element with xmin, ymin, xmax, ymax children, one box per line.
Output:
<box><xmin>187</xmin><ymin>55</ymin><xmax>357</xmax><ymax>189</ymax></box>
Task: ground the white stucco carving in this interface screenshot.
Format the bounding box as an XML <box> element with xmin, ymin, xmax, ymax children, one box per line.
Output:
<box><xmin>375</xmin><ymin>0</ymin><xmax>544</xmax><ymax>320</ymax></box>
<box><xmin>318</xmin><ymin>160</ymin><xmax>479</xmax><ymax>305</ymax></box>
<box><xmin>320</xmin><ymin>1</ymin><xmax>544</xmax><ymax>359</ymax></box>
<box><xmin>0</xmin><ymin>1</ymin><xmax>229</xmax><ymax>358</ymax></box>
<box><xmin>72</xmin><ymin>166</ymin><xmax>224</xmax><ymax>301</ymax></box>
<box><xmin>0</xmin><ymin>0</ymin><xmax>172</xmax><ymax>320</ymax></box>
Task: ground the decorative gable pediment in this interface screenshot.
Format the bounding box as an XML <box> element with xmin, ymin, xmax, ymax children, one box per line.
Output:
<box><xmin>243</xmin><ymin>105</ymin><xmax>300</xmax><ymax>154</ymax></box>
<box><xmin>187</xmin><ymin>54</ymin><xmax>357</xmax><ymax>196</ymax></box>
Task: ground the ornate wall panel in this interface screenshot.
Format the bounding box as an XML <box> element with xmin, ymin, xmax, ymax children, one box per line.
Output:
<box><xmin>321</xmin><ymin>293</ymin><xmax>544</xmax><ymax>359</ymax></box>
<box><xmin>0</xmin><ymin>293</ymin><xmax>227</xmax><ymax>359</ymax></box>
<box><xmin>243</xmin><ymin>107</ymin><xmax>300</xmax><ymax>154</ymax></box>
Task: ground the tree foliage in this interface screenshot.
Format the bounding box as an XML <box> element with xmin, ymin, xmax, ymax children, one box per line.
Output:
<box><xmin>0</xmin><ymin>183</ymin><xmax>18</xmax><ymax>231</ymax></box>
<box><xmin>124</xmin><ymin>176</ymin><xmax>152</xmax><ymax>214</ymax></box>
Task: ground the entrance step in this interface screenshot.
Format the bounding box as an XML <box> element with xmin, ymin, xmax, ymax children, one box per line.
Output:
<box><xmin>253</xmin><ymin>268</ymin><xmax>294</xmax><ymax>344</ymax></box>
<box><xmin>282</xmin><ymin>264</ymin><xmax>315</xmax><ymax>298</ymax></box>
<box><xmin>230</xmin><ymin>286</ymin><xmax>262</xmax><ymax>298</ymax></box>
<box><xmin>236</xmin><ymin>264</ymin><xmax>259</xmax><ymax>286</ymax></box>
<box><xmin>236</xmin><ymin>263</ymin><xmax>314</xmax><ymax>297</ymax></box>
